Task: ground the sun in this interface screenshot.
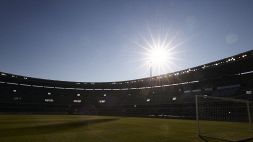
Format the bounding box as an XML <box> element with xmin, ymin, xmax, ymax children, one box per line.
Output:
<box><xmin>147</xmin><ymin>47</ymin><xmax>170</xmax><ymax>67</ymax></box>
<box><xmin>144</xmin><ymin>44</ymin><xmax>174</xmax><ymax>77</ymax></box>
<box><xmin>132</xmin><ymin>28</ymin><xmax>184</xmax><ymax>77</ymax></box>
<box><xmin>141</xmin><ymin>35</ymin><xmax>176</xmax><ymax>76</ymax></box>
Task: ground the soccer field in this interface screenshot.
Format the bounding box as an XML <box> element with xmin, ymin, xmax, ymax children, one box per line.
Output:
<box><xmin>0</xmin><ymin>115</ymin><xmax>252</xmax><ymax>142</ymax></box>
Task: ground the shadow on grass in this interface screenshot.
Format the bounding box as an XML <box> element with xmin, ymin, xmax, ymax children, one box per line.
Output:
<box><xmin>0</xmin><ymin>118</ymin><xmax>119</xmax><ymax>138</ymax></box>
<box><xmin>199</xmin><ymin>135</ymin><xmax>253</xmax><ymax>142</ymax></box>
<box><xmin>199</xmin><ymin>135</ymin><xmax>209</xmax><ymax>142</ymax></box>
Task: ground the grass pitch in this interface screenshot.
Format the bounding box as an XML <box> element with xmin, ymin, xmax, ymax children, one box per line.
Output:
<box><xmin>0</xmin><ymin>115</ymin><xmax>252</xmax><ymax>142</ymax></box>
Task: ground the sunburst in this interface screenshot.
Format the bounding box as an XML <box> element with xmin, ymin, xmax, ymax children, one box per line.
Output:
<box><xmin>133</xmin><ymin>29</ymin><xmax>184</xmax><ymax>77</ymax></box>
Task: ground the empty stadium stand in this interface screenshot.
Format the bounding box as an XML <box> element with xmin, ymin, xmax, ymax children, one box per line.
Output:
<box><xmin>0</xmin><ymin>50</ymin><xmax>252</xmax><ymax>119</ymax></box>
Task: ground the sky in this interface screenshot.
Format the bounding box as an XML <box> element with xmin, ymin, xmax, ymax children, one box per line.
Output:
<box><xmin>0</xmin><ymin>0</ymin><xmax>253</xmax><ymax>82</ymax></box>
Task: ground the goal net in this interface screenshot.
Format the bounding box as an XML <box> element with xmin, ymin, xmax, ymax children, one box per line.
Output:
<box><xmin>195</xmin><ymin>95</ymin><xmax>253</xmax><ymax>142</ymax></box>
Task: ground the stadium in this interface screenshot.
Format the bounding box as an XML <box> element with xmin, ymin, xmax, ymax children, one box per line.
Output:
<box><xmin>1</xmin><ymin>0</ymin><xmax>253</xmax><ymax>142</ymax></box>
<box><xmin>0</xmin><ymin>50</ymin><xmax>253</xmax><ymax>142</ymax></box>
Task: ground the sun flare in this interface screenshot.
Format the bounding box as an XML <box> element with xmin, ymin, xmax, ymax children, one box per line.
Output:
<box><xmin>132</xmin><ymin>28</ymin><xmax>184</xmax><ymax>77</ymax></box>
<box><xmin>141</xmin><ymin>34</ymin><xmax>177</xmax><ymax>76</ymax></box>
<box><xmin>147</xmin><ymin>47</ymin><xmax>171</xmax><ymax>67</ymax></box>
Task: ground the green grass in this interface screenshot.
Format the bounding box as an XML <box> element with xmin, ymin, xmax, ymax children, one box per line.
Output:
<box><xmin>0</xmin><ymin>115</ymin><xmax>252</xmax><ymax>142</ymax></box>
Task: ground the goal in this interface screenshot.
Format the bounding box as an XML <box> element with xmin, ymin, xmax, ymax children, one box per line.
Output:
<box><xmin>195</xmin><ymin>95</ymin><xmax>253</xmax><ymax>142</ymax></box>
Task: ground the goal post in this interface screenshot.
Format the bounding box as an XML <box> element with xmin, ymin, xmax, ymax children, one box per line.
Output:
<box><xmin>195</xmin><ymin>95</ymin><xmax>253</xmax><ymax>142</ymax></box>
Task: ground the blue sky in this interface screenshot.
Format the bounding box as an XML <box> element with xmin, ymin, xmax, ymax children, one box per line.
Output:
<box><xmin>0</xmin><ymin>0</ymin><xmax>252</xmax><ymax>82</ymax></box>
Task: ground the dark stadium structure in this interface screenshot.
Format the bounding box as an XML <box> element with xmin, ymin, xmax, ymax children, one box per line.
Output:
<box><xmin>0</xmin><ymin>50</ymin><xmax>253</xmax><ymax>120</ymax></box>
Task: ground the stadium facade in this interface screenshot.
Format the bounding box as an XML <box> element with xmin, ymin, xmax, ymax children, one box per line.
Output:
<box><xmin>0</xmin><ymin>50</ymin><xmax>252</xmax><ymax>119</ymax></box>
